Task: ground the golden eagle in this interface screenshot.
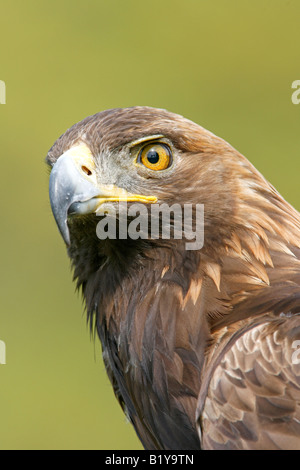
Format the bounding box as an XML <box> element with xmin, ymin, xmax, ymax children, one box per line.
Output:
<box><xmin>47</xmin><ymin>107</ymin><xmax>300</xmax><ymax>450</ymax></box>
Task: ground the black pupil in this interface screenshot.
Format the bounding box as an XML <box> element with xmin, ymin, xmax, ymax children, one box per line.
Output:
<box><xmin>147</xmin><ymin>149</ymin><xmax>160</xmax><ymax>164</ymax></box>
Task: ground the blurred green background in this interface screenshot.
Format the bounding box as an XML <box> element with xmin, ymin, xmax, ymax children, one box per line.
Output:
<box><xmin>0</xmin><ymin>0</ymin><xmax>299</xmax><ymax>450</ymax></box>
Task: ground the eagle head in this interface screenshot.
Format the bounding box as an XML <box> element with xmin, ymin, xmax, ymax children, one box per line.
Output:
<box><xmin>47</xmin><ymin>107</ymin><xmax>300</xmax><ymax>450</ymax></box>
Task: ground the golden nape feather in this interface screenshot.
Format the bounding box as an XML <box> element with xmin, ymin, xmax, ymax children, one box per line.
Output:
<box><xmin>47</xmin><ymin>107</ymin><xmax>300</xmax><ymax>450</ymax></box>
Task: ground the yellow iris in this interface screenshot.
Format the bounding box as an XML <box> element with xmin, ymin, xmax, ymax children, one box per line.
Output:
<box><xmin>139</xmin><ymin>143</ymin><xmax>172</xmax><ymax>171</ymax></box>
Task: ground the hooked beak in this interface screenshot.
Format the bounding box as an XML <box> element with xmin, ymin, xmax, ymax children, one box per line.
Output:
<box><xmin>49</xmin><ymin>144</ymin><xmax>157</xmax><ymax>245</ymax></box>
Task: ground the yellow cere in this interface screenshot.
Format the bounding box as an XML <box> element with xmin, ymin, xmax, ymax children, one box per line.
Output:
<box><xmin>70</xmin><ymin>145</ymin><xmax>95</xmax><ymax>171</ymax></box>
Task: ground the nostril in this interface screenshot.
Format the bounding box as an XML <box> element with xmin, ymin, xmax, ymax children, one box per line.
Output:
<box><xmin>82</xmin><ymin>165</ymin><xmax>92</xmax><ymax>176</ymax></box>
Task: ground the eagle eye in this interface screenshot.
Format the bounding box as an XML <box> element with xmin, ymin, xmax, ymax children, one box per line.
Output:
<box><xmin>138</xmin><ymin>143</ymin><xmax>172</xmax><ymax>171</ymax></box>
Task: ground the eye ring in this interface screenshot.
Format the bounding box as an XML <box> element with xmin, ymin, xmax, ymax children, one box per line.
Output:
<box><xmin>138</xmin><ymin>143</ymin><xmax>172</xmax><ymax>171</ymax></box>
